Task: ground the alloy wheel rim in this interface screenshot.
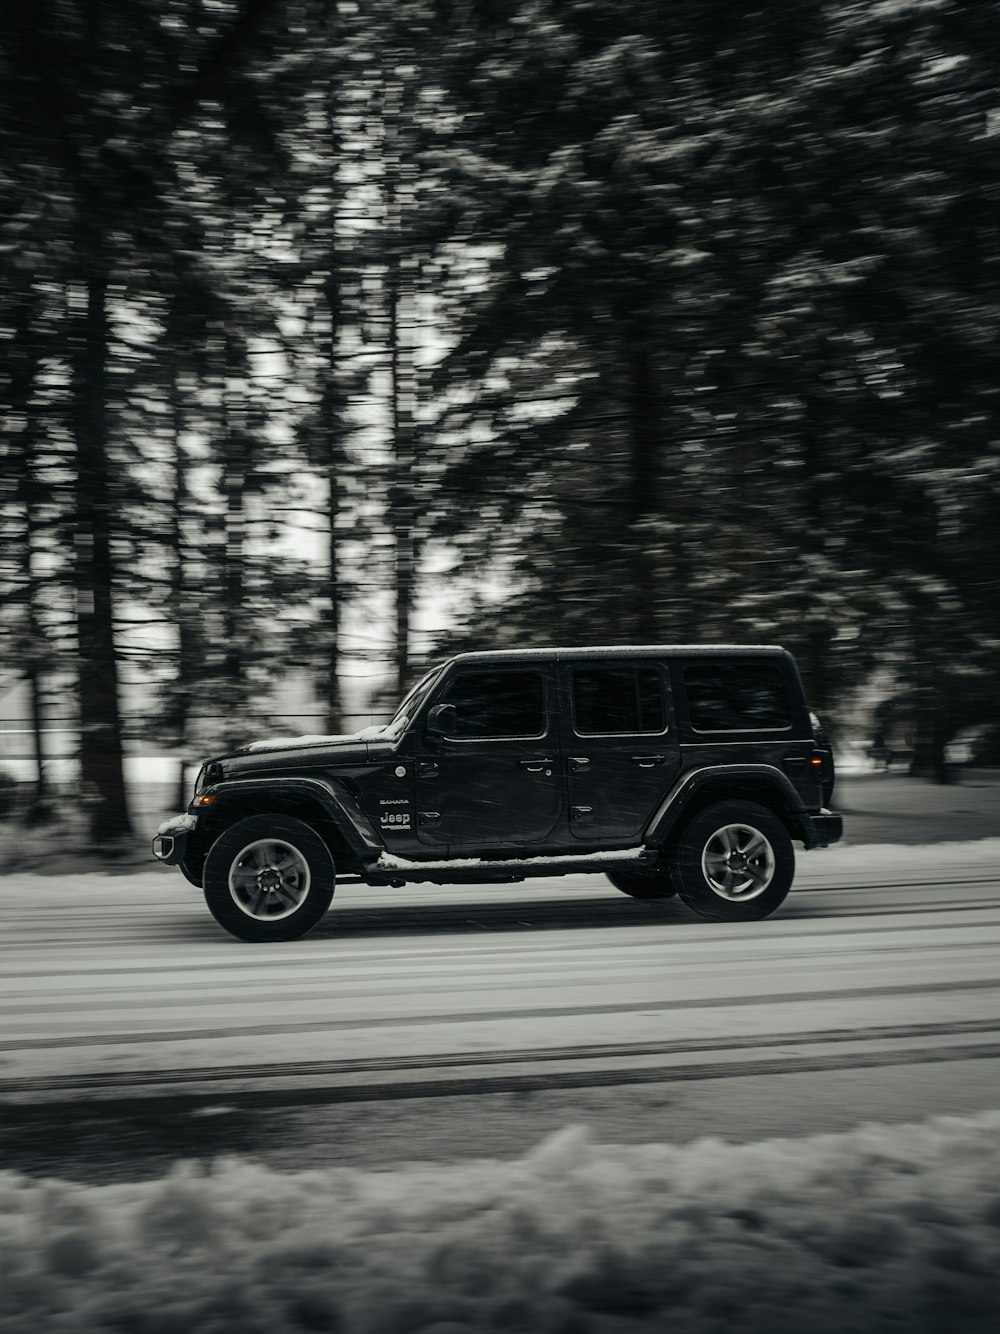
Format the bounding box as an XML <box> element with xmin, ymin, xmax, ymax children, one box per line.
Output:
<box><xmin>701</xmin><ymin>823</ymin><xmax>775</xmax><ymax>901</ymax></box>
<box><xmin>228</xmin><ymin>838</ymin><xmax>311</xmax><ymax>920</ymax></box>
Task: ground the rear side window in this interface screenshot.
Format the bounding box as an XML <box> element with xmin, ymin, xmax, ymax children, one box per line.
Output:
<box><xmin>441</xmin><ymin>670</ymin><xmax>546</xmax><ymax>739</ymax></box>
<box><xmin>683</xmin><ymin>662</ymin><xmax>791</xmax><ymax>732</ymax></box>
<box><xmin>572</xmin><ymin>666</ymin><xmax>666</xmax><ymax>735</ymax></box>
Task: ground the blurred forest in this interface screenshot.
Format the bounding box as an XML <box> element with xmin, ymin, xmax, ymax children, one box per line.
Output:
<box><xmin>1</xmin><ymin>0</ymin><xmax>999</xmax><ymax>845</ymax></box>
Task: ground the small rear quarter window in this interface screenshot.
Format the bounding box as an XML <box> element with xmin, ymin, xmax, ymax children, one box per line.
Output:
<box><xmin>683</xmin><ymin>662</ymin><xmax>791</xmax><ymax>732</ymax></box>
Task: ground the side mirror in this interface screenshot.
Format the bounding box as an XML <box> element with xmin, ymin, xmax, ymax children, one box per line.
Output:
<box><xmin>426</xmin><ymin>703</ymin><xmax>458</xmax><ymax>737</ymax></box>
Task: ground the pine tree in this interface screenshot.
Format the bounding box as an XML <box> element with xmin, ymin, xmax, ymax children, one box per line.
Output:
<box><xmin>1</xmin><ymin>0</ymin><xmax>307</xmax><ymax>842</ymax></box>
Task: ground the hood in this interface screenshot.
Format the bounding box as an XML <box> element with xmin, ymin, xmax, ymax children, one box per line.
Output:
<box><xmin>205</xmin><ymin>729</ymin><xmax>383</xmax><ymax>781</ymax></box>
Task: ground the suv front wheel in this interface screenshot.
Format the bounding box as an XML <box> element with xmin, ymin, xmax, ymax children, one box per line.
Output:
<box><xmin>668</xmin><ymin>800</ymin><xmax>793</xmax><ymax>922</ymax></box>
<box><xmin>202</xmin><ymin>814</ymin><xmax>335</xmax><ymax>942</ymax></box>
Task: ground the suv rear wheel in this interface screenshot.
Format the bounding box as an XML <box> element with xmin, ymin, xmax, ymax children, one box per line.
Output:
<box><xmin>202</xmin><ymin>814</ymin><xmax>335</xmax><ymax>942</ymax></box>
<box><xmin>607</xmin><ymin>869</ymin><xmax>676</xmax><ymax>899</ymax></box>
<box><xmin>668</xmin><ymin>800</ymin><xmax>793</xmax><ymax>922</ymax></box>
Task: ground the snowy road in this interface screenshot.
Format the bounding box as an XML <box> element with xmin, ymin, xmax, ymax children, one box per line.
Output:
<box><xmin>3</xmin><ymin>839</ymin><xmax>1000</xmax><ymax>1182</ymax></box>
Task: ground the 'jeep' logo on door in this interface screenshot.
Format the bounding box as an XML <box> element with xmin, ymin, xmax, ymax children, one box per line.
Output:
<box><xmin>380</xmin><ymin>810</ymin><xmax>412</xmax><ymax>829</ymax></box>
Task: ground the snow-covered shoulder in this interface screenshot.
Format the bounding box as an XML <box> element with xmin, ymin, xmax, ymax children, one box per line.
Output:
<box><xmin>4</xmin><ymin>1113</ymin><xmax>1000</xmax><ymax>1332</ymax></box>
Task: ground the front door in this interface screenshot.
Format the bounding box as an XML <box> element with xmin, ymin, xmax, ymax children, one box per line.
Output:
<box><xmin>414</xmin><ymin>664</ymin><xmax>562</xmax><ymax>852</ymax></box>
<box><xmin>562</xmin><ymin>660</ymin><xmax>680</xmax><ymax>844</ymax></box>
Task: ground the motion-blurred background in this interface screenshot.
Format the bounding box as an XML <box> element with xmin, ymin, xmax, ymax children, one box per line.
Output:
<box><xmin>2</xmin><ymin>0</ymin><xmax>998</xmax><ymax>850</ymax></box>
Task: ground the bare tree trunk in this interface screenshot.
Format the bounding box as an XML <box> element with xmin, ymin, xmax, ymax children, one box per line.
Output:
<box><xmin>169</xmin><ymin>364</ymin><xmax>197</xmax><ymax>809</ymax></box>
<box><xmin>799</xmin><ymin>414</ymin><xmax>832</xmax><ymax>714</ymax></box>
<box><xmin>383</xmin><ymin>85</ymin><xmax>420</xmax><ymax>699</ymax></box>
<box><xmin>323</xmin><ymin>263</ymin><xmax>345</xmax><ymax>734</ymax></box>
<box><xmin>73</xmin><ymin>263</ymin><xmax>132</xmax><ymax>846</ymax></box>
<box><xmin>625</xmin><ymin>326</ymin><xmax>659</xmax><ymax>642</ymax></box>
<box><xmin>8</xmin><ymin>286</ymin><xmax>51</xmax><ymax>819</ymax></box>
<box><xmin>386</xmin><ymin>247</ymin><xmax>415</xmax><ymax>695</ymax></box>
<box><xmin>221</xmin><ymin>336</ymin><xmax>247</xmax><ymax>741</ymax></box>
<box><xmin>25</xmin><ymin>664</ymin><xmax>49</xmax><ymax>822</ymax></box>
<box><xmin>910</xmin><ymin>681</ymin><xmax>950</xmax><ymax>784</ymax></box>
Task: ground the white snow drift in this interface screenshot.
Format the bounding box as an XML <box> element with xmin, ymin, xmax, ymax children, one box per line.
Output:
<box><xmin>3</xmin><ymin>1113</ymin><xmax>999</xmax><ymax>1333</ymax></box>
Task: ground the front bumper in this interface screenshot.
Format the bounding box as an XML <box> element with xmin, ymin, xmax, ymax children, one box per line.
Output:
<box><xmin>151</xmin><ymin>815</ymin><xmax>197</xmax><ymax>866</ymax></box>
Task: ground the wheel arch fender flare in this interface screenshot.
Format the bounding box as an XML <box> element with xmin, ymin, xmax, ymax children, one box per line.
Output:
<box><xmin>197</xmin><ymin>776</ymin><xmax>384</xmax><ymax>860</ymax></box>
<box><xmin>643</xmin><ymin>765</ymin><xmax>818</xmax><ymax>847</ymax></box>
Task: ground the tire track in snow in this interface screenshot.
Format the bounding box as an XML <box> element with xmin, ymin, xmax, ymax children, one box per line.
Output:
<box><xmin>3</xmin><ymin>1015</ymin><xmax>999</xmax><ymax>1105</ymax></box>
<box><xmin>3</xmin><ymin>974</ymin><xmax>1000</xmax><ymax>1054</ymax></box>
<box><xmin>3</xmin><ymin>1041</ymin><xmax>1000</xmax><ymax>1116</ymax></box>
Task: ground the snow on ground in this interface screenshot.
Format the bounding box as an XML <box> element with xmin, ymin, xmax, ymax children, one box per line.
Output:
<box><xmin>3</xmin><ymin>1114</ymin><xmax>999</xmax><ymax>1333</ymax></box>
<box><xmin>794</xmin><ymin>835</ymin><xmax>1000</xmax><ymax>889</ymax></box>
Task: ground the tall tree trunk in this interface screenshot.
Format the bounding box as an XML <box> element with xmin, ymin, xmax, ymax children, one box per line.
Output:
<box><xmin>625</xmin><ymin>326</ymin><xmax>659</xmax><ymax>642</ymax></box>
<box><xmin>169</xmin><ymin>364</ymin><xmax>196</xmax><ymax>809</ymax></box>
<box><xmin>910</xmin><ymin>677</ymin><xmax>949</xmax><ymax>784</ymax></box>
<box><xmin>221</xmin><ymin>334</ymin><xmax>247</xmax><ymax>739</ymax></box>
<box><xmin>800</xmin><ymin>416</ymin><xmax>832</xmax><ymax>714</ymax></box>
<box><xmin>386</xmin><ymin>246</ymin><xmax>415</xmax><ymax>695</ymax></box>
<box><xmin>322</xmin><ymin>264</ymin><xmax>345</xmax><ymax>734</ymax></box>
<box><xmin>25</xmin><ymin>664</ymin><xmax>49</xmax><ymax>821</ymax></box>
<box><xmin>381</xmin><ymin>72</ymin><xmax>423</xmax><ymax>698</ymax></box>
<box><xmin>20</xmin><ymin>372</ymin><xmax>49</xmax><ymax>822</ymax></box>
<box><xmin>9</xmin><ymin>286</ymin><xmax>50</xmax><ymax>819</ymax></box>
<box><xmin>73</xmin><ymin>263</ymin><xmax>132</xmax><ymax>845</ymax></box>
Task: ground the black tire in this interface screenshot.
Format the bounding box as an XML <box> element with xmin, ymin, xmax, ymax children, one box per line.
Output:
<box><xmin>667</xmin><ymin>800</ymin><xmax>794</xmax><ymax>922</ymax></box>
<box><xmin>607</xmin><ymin>869</ymin><xmax>676</xmax><ymax>899</ymax></box>
<box><xmin>202</xmin><ymin>814</ymin><xmax>335</xmax><ymax>942</ymax></box>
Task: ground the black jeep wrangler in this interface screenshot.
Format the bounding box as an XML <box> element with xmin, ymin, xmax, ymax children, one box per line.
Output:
<box><xmin>153</xmin><ymin>645</ymin><xmax>841</xmax><ymax>941</ymax></box>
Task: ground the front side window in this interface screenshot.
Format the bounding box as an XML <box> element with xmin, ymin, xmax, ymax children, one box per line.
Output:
<box><xmin>440</xmin><ymin>670</ymin><xmax>546</xmax><ymax>739</ymax></box>
<box><xmin>572</xmin><ymin>666</ymin><xmax>666</xmax><ymax>735</ymax></box>
<box><xmin>683</xmin><ymin>662</ymin><xmax>792</xmax><ymax>732</ymax></box>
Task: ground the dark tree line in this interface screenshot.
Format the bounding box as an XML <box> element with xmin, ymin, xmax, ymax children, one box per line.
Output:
<box><xmin>432</xmin><ymin>0</ymin><xmax>1000</xmax><ymax>767</ymax></box>
<box><xmin>1</xmin><ymin>0</ymin><xmax>998</xmax><ymax>848</ymax></box>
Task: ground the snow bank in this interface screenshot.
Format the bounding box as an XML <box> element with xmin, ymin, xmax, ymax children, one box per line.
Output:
<box><xmin>3</xmin><ymin>1114</ymin><xmax>999</xmax><ymax>1332</ymax></box>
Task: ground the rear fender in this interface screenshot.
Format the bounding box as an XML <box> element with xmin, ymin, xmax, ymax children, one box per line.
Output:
<box><xmin>644</xmin><ymin>764</ymin><xmax>818</xmax><ymax>847</ymax></box>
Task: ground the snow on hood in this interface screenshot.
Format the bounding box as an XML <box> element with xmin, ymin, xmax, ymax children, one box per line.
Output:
<box><xmin>246</xmin><ymin>725</ymin><xmax>387</xmax><ymax>753</ymax></box>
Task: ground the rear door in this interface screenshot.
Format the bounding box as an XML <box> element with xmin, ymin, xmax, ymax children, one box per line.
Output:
<box><xmin>561</xmin><ymin>659</ymin><xmax>680</xmax><ymax>844</ymax></box>
<box><xmin>413</xmin><ymin>664</ymin><xmax>562</xmax><ymax>852</ymax></box>
<box><xmin>673</xmin><ymin>656</ymin><xmax>820</xmax><ymax>805</ymax></box>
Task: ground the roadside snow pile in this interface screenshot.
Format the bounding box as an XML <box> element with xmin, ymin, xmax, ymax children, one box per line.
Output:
<box><xmin>3</xmin><ymin>1115</ymin><xmax>1000</xmax><ymax>1333</ymax></box>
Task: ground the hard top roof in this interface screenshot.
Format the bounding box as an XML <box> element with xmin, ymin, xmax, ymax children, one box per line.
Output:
<box><xmin>446</xmin><ymin>644</ymin><xmax>791</xmax><ymax>667</ymax></box>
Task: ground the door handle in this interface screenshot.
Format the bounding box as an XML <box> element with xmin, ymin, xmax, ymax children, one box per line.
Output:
<box><xmin>418</xmin><ymin>760</ymin><xmax>440</xmax><ymax>779</ymax></box>
<box><xmin>519</xmin><ymin>758</ymin><xmax>554</xmax><ymax>773</ymax></box>
<box><xmin>569</xmin><ymin>756</ymin><xmax>591</xmax><ymax>773</ymax></box>
<box><xmin>631</xmin><ymin>754</ymin><xmax>666</xmax><ymax>768</ymax></box>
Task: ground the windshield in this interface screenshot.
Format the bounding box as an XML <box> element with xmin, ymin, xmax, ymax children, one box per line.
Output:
<box><xmin>383</xmin><ymin>665</ymin><xmax>445</xmax><ymax>738</ymax></box>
